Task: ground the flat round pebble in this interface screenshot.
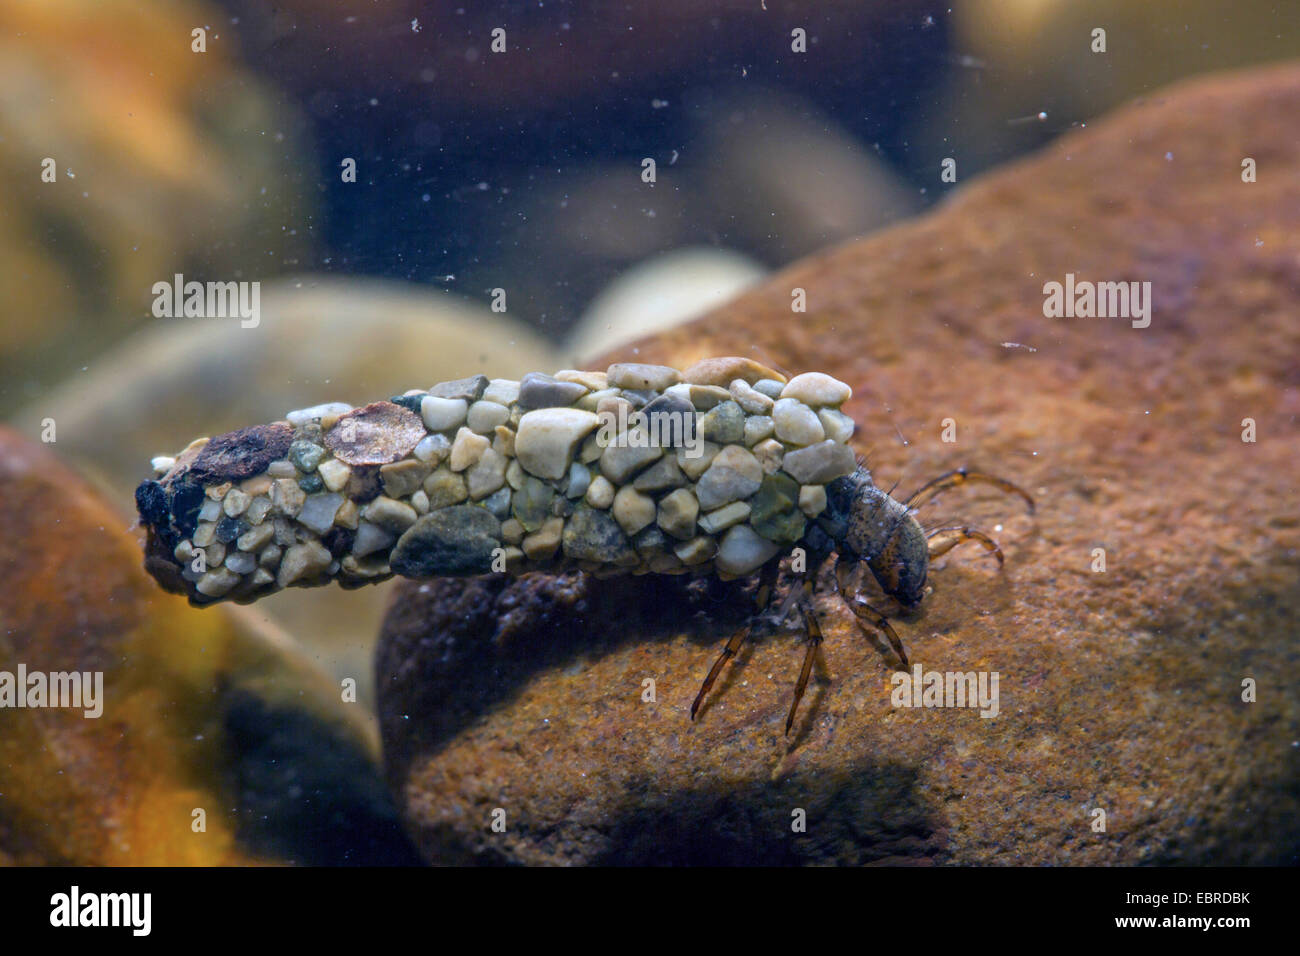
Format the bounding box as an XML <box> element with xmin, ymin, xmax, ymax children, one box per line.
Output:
<box><xmin>325</xmin><ymin>402</ymin><xmax>426</xmax><ymax>466</ymax></box>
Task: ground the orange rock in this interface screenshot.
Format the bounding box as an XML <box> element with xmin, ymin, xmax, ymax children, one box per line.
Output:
<box><xmin>680</xmin><ymin>356</ymin><xmax>788</xmax><ymax>388</ymax></box>
<box><xmin>377</xmin><ymin>65</ymin><xmax>1300</xmax><ymax>864</ymax></box>
<box><xmin>0</xmin><ymin>427</ymin><xmax>416</xmax><ymax>864</ymax></box>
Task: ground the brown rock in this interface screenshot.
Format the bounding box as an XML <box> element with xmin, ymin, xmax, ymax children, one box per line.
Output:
<box><xmin>681</xmin><ymin>356</ymin><xmax>787</xmax><ymax>388</ymax></box>
<box><xmin>0</xmin><ymin>427</ymin><xmax>417</xmax><ymax>865</ymax></box>
<box><xmin>377</xmin><ymin>65</ymin><xmax>1300</xmax><ymax>864</ymax></box>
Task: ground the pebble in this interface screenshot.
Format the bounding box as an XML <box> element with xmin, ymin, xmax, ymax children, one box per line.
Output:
<box><xmin>467</xmin><ymin>400</ymin><xmax>510</xmax><ymax>433</ymax></box>
<box><xmin>380</xmin><ymin>459</ymin><xmax>432</xmax><ymax>499</ymax></box>
<box><xmin>522</xmin><ymin>516</ymin><xmax>564</xmax><ymax>561</ymax></box>
<box><xmin>483</xmin><ymin>486</ymin><xmax>512</xmax><ymax>519</ymax></box>
<box><xmin>244</xmin><ymin>496</ymin><xmax>272</xmax><ymax>525</ymax></box>
<box><xmin>196</xmin><ymin>567</ymin><xmax>242</xmax><ymax>597</ymax></box>
<box><xmin>818</xmin><ymin>408</ymin><xmax>855</xmax><ymax>444</ymax></box>
<box><xmin>277</xmin><ymin>540</ymin><xmax>333</xmax><ymax>587</ymax></box>
<box><xmin>698</xmin><ymin>501</ymin><xmax>752</xmax><ymax>535</ymax></box>
<box><xmin>752</xmin><ymin>438</ymin><xmax>785</xmax><ymax>474</ymax></box>
<box><xmin>493</xmin><ymin>426</ymin><xmax>515</xmax><ymax>458</ymax></box>
<box><xmin>391</xmin><ymin>505</ymin><xmax>503</xmax><ymax>577</ymax></box>
<box><xmin>565</xmin><ymin>462</ymin><xmax>591</xmax><ymax>500</ymax></box>
<box><xmin>266</xmin><ymin>459</ymin><xmax>296</xmax><ymax>478</ymax></box>
<box><xmin>423</xmin><ymin>468</ymin><xmax>469</xmax><ymax>509</ymax></box>
<box><xmin>675</xmin><ymin>384</ymin><xmax>731</xmax><ymax>410</ymax></box>
<box><xmin>421</xmin><ymin>396</ymin><xmax>468</xmax><ymax>432</ymax></box>
<box><xmin>561</xmin><ymin>506</ymin><xmax>637</xmax><ymax>566</ymax></box>
<box><xmin>501</xmin><ymin>519</ymin><xmax>525</xmax><ymax>545</ymax></box>
<box><xmin>715</xmin><ymin>524</ymin><xmax>781</xmax><ymax>577</ymax></box>
<box><xmin>585</xmin><ymin>475</ymin><xmax>615</xmax><ymax>509</ymax></box>
<box><xmin>410</xmin><ymin>489</ymin><xmax>430</xmax><ymax>514</ymax></box>
<box><xmin>676</xmin><ymin>441</ymin><xmax>719</xmax><ymax>480</ymax></box>
<box><xmin>236</xmin><ymin>522</ymin><xmax>275</xmax><ymax>553</ymax></box>
<box><xmin>449</xmin><ymin>427</ymin><xmax>490</xmax><ymax>472</ymax></box>
<box><xmin>799</xmin><ymin>484</ymin><xmax>828</xmax><ymax>518</ymax></box>
<box><xmin>515</xmin><ymin>408</ymin><xmax>600</xmax><ymax>480</ymax></box>
<box><xmin>412</xmin><ymin>433</ymin><xmax>451</xmax><ymax>465</ymax></box>
<box><xmin>240</xmin><ymin>475</ymin><xmax>272</xmax><ymax>497</ymax></box>
<box><xmin>287</xmin><ymin>402</ymin><xmax>353</xmax><ymax>427</ymax></box>
<box><xmin>198</xmin><ymin>498</ymin><xmax>222</xmax><ymax>522</ymax></box>
<box><xmin>467</xmin><ymin>448</ymin><xmax>508</xmax><ymax>500</ymax></box>
<box><xmin>512</xmin><ymin>476</ymin><xmax>555</xmax><ymax>532</ymax></box>
<box><xmin>697</xmin><ymin>400</ymin><xmax>746</xmax><ymax>444</ymax></box>
<box><xmin>335</xmin><ymin>498</ymin><xmax>359</xmax><ymax>529</ymax></box>
<box><xmin>482</xmin><ymin>378</ymin><xmax>521</xmax><ymax>405</ymax></box>
<box><xmin>743</xmin><ymin>415</ymin><xmax>775</xmax><ymax>446</ymax></box>
<box><xmin>681</xmin><ymin>356</ymin><xmax>786</xmax><ymax>388</ymax></box>
<box><xmin>224</xmin><ymin>551</ymin><xmax>257</xmax><ymax>575</ymax></box>
<box><xmin>598</xmin><ymin>429</ymin><xmax>664</xmax><ymax>484</ymax></box>
<box><xmin>151</xmin><ymin>456</ymin><xmax>175</xmax><ymax>474</ymax></box>
<box><xmin>427</xmin><ymin>374</ymin><xmax>489</xmax><ymax>402</ymax></box>
<box><xmin>353</xmin><ymin>521</ymin><xmax>396</xmax><ymax>557</ymax></box>
<box><xmin>606</xmin><ymin>363</ymin><xmax>680</xmax><ymax>391</ymax></box>
<box><xmin>272</xmin><ymin>478</ymin><xmax>306</xmax><ymax>517</ymax></box>
<box><xmin>362</xmin><ymin>496</ymin><xmax>418</xmax><ymax>533</ymax></box>
<box><xmin>288</xmin><ymin>440</ymin><xmax>326</xmax><ymax>473</ymax></box>
<box><xmin>297</xmin><ymin>492</ymin><xmax>345</xmax><ymax>535</ymax></box>
<box><xmin>695</xmin><ymin>445</ymin><xmax>763</xmax><ymax>511</ymax></box>
<box><xmin>780</xmin><ymin>440</ymin><xmax>857</xmax><ymax>484</ymax></box>
<box><xmin>317</xmin><ymin>458</ymin><xmax>352</xmax><ymax>492</ymax></box>
<box><xmin>673</xmin><ymin>535</ymin><xmax>718</xmax><ymax>566</ymax></box>
<box><xmin>729</xmin><ymin>379</ymin><xmax>774</xmax><ymax>414</ymax></box>
<box><xmin>297</xmin><ymin>473</ymin><xmax>324</xmax><ymax>494</ymax></box>
<box><xmin>656</xmin><ymin>488</ymin><xmax>699</xmax><ymax>540</ymax></box>
<box><xmin>518</xmin><ymin>372</ymin><xmax>587</xmax><ymax>409</ymax></box>
<box><xmin>748</xmin><ymin>472</ymin><xmax>806</xmax><ymax>544</ymax></box>
<box><xmin>780</xmin><ymin>372</ymin><xmax>852</xmax><ymax>407</ymax></box>
<box><xmin>631</xmin><ymin>455</ymin><xmax>686</xmax><ymax>492</ymax></box>
<box><xmin>612</xmin><ymin>486</ymin><xmax>656</xmax><ymax>536</ymax></box>
<box><xmin>259</xmin><ymin>545</ymin><xmax>282</xmax><ymax>569</ymax></box>
<box><xmin>345</xmin><ymin>466</ymin><xmax>383</xmax><ymax>502</ymax></box>
<box><xmin>753</xmin><ymin>378</ymin><xmax>786</xmax><ymax>400</ymax></box>
<box><xmin>215</xmin><ymin>516</ymin><xmax>246</xmax><ymax>544</ymax></box>
<box><xmin>553</xmin><ymin>369</ymin><xmax>608</xmax><ymax>390</ymax></box>
<box><xmin>206</xmin><ymin>482</ymin><xmax>232</xmax><ymax>501</ymax></box>
<box><xmin>772</xmin><ymin>398</ymin><xmax>825</xmax><ymax>445</ymax></box>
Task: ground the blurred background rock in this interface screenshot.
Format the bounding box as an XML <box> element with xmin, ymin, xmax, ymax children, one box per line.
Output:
<box><xmin>2</xmin><ymin>0</ymin><xmax>1297</xmax><ymax>726</ymax></box>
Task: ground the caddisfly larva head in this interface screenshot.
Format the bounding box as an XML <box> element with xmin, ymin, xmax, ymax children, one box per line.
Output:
<box><xmin>820</xmin><ymin>467</ymin><xmax>930</xmax><ymax>607</ymax></box>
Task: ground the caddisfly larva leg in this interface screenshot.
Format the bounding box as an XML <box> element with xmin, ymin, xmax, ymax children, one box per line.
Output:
<box><xmin>905</xmin><ymin>467</ymin><xmax>1036</xmax><ymax>515</ymax></box>
<box><xmin>834</xmin><ymin>557</ymin><xmax>909</xmax><ymax>667</ymax></box>
<box><xmin>785</xmin><ymin>574</ymin><xmax>825</xmax><ymax>736</ymax></box>
<box><xmin>690</xmin><ymin>559</ymin><xmax>780</xmax><ymax>722</ymax></box>
<box><xmin>926</xmin><ymin>525</ymin><xmax>1004</xmax><ymax>567</ymax></box>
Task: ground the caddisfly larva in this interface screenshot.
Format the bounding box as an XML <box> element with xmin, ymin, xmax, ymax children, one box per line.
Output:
<box><xmin>136</xmin><ymin>356</ymin><xmax>1033</xmax><ymax>733</ymax></box>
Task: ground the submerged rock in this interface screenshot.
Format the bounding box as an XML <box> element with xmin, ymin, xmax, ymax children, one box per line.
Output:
<box><xmin>376</xmin><ymin>65</ymin><xmax>1300</xmax><ymax>865</ymax></box>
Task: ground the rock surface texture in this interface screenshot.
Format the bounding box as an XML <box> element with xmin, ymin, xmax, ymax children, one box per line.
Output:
<box><xmin>0</xmin><ymin>427</ymin><xmax>418</xmax><ymax>864</ymax></box>
<box><xmin>379</xmin><ymin>65</ymin><xmax>1300</xmax><ymax>865</ymax></box>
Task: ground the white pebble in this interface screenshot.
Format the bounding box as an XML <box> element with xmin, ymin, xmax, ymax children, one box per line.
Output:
<box><xmin>421</xmin><ymin>396</ymin><xmax>468</xmax><ymax>432</ymax></box>
<box><xmin>772</xmin><ymin>398</ymin><xmax>825</xmax><ymax>445</ymax></box>
<box><xmin>287</xmin><ymin>402</ymin><xmax>353</xmax><ymax>426</ymax></box>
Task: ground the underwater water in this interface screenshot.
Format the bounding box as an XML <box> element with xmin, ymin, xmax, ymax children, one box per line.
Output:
<box><xmin>0</xmin><ymin>0</ymin><xmax>1296</xmax><ymax>897</ymax></box>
